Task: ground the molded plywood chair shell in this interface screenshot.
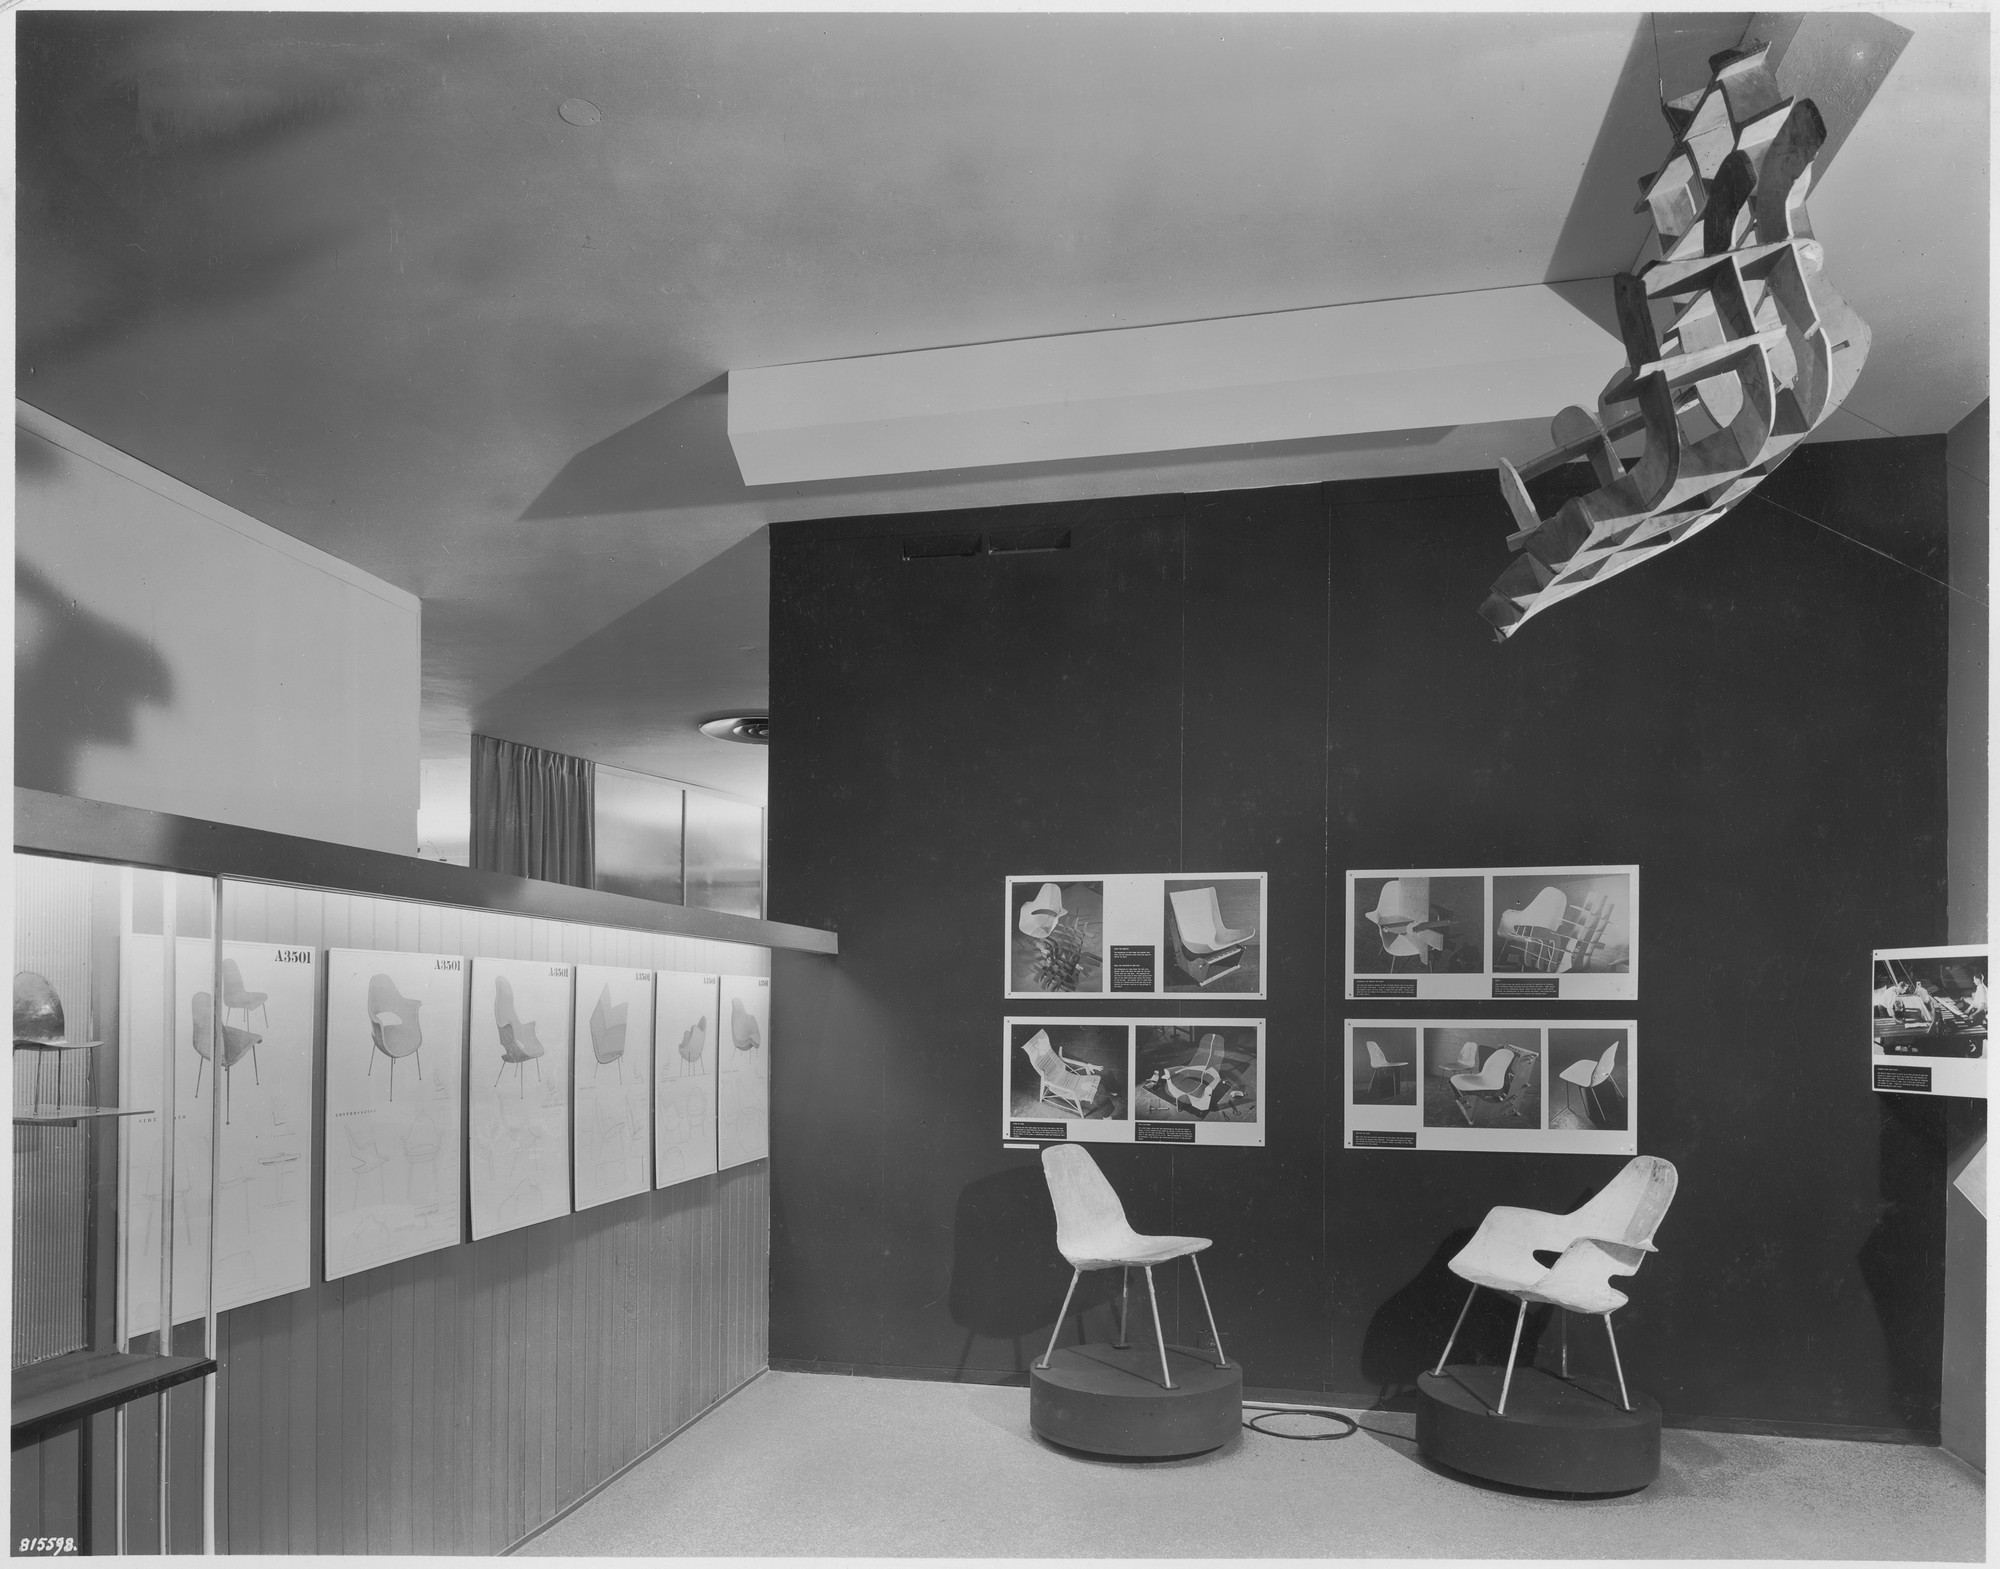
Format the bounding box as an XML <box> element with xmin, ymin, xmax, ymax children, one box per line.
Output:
<box><xmin>1038</xmin><ymin>1145</ymin><xmax>1229</xmax><ymax>1390</ymax></box>
<box><xmin>1019</xmin><ymin>883</ymin><xmax>1066</xmax><ymax>941</ymax></box>
<box><xmin>1021</xmin><ymin>1029</ymin><xmax>1102</xmax><ymax>1119</ymax></box>
<box><xmin>730</xmin><ymin>995</ymin><xmax>761</xmax><ymax>1052</ymax></box>
<box><xmin>1168</xmin><ymin>888</ymin><xmax>1255</xmax><ymax>955</ymax></box>
<box><xmin>221</xmin><ymin>958</ymin><xmax>270</xmax><ymax>1029</ymax></box>
<box><xmin>1432</xmin><ymin>1156</ymin><xmax>1679</xmax><ymax>1415</ymax></box>
<box><xmin>1450</xmin><ymin>1048</ymin><xmax>1514</xmax><ymax>1096</ymax></box>
<box><xmin>14</xmin><ymin>971</ymin><xmax>98</xmax><ymax>1050</ymax></box>
<box><xmin>1560</xmin><ymin>1042</ymin><xmax>1621</xmax><ymax>1120</ymax></box>
<box><xmin>1367</xmin><ymin>878</ymin><xmax>1441</xmax><ymax>960</ymax></box>
<box><xmin>1499</xmin><ymin>887</ymin><xmax>1569</xmax><ymax>938</ymax></box>
<box><xmin>1364</xmin><ymin>1038</ymin><xmax>1409</xmax><ymax>1099</ymax></box>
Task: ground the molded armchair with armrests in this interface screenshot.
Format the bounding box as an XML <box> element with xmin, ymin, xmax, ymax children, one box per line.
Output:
<box><xmin>1432</xmin><ymin>1155</ymin><xmax>1678</xmax><ymax>1414</ymax></box>
<box><xmin>367</xmin><ymin>974</ymin><xmax>424</xmax><ymax>1102</ymax></box>
<box><xmin>1559</xmin><ymin>1041</ymin><xmax>1621</xmax><ymax>1124</ymax></box>
<box><xmin>493</xmin><ymin>974</ymin><xmax>545</xmax><ymax>1096</ymax></box>
<box><xmin>1366</xmin><ymin>878</ymin><xmax>1444</xmax><ymax>967</ymax></box>
<box><xmin>1021</xmin><ymin>1029</ymin><xmax>1103</xmax><ymax>1118</ymax></box>
<box><xmin>1037</xmin><ymin>1144</ymin><xmax>1228</xmax><ymax>1389</ymax></box>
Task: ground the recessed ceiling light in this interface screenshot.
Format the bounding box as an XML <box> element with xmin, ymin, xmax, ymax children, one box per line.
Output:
<box><xmin>558</xmin><ymin>98</ymin><xmax>601</xmax><ymax>127</ymax></box>
<box><xmin>700</xmin><ymin>715</ymin><xmax>769</xmax><ymax>746</ymax></box>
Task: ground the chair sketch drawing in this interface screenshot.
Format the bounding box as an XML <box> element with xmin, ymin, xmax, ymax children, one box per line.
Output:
<box><xmin>676</xmin><ymin>1016</ymin><xmax>708</xmax><ymax>1070</ymax></box>
<box><xmin>588</xmin><ymin>984</ymin><xmax>629</xmax><ymax>1082</ymax></box>
<box><xmin>1021</xmin><ymin>1029</ymin><xmax>1102</xmax><ymax>1118</ymax></box>
<box><xmin>730</xmin><ymin>995</ymin><xmax>761</xmax><ymax>1052</ymax></box>
<box><xmin>1037</xmin><ymin>1145</ymin><xmax>1229</xmax><ymax>1390</ymax></box>
<box><xmin>1432</xmin><ymin>1156</ymin><xmax>1678</xmax><ymax>1414</ymax></box>
<box><xmin>192</xmin><ymin>990</ymin><xmax>261</xmax><ymax>1125</ymax></box>
<box><xmin>493</xmin><ymin>974</ymin><xmax>545</xmax><ymax>1095</ymax></box>
<box><xmin>1559</xmin><ymin>1041</ymin><xmax>1622</xmax><ymax>1124</ymax></box>
<box><xmin>221</xmin><ymin>958</ymin><xmax>270</xmax><ymax>1030</ymax></box>
<box><xmin>367</xmin><ymin>974</ymin><xmax>424</xmax><ymax>1101</ymax></box>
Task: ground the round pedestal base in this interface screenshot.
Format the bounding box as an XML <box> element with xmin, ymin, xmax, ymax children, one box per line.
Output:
<box><xmin>1417</xmin><ymin>1366</ymin><xmax>1662</xmax><ymax>1494</ymax></box>
<box><xmin>1030</xmin><ymin>1343</ymin><xmax>1242</xmax><ymax>1458</ymax></box>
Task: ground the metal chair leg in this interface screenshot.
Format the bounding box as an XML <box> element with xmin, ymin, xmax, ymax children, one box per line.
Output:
<box><xmin>1188</xmin><ymin>1253</ymin><xmax>1227</xmax><ymax>1368</ymax></box>
<box><xmin>1113</xmin><ymin>1267</ymin><xmax>1130</xmax><ymax>1348</ymax></box>
<box><xmin>1603</xmin><ymin>1312</ymin><xmax>1632</xmax><ymax>1411</ymax></box>
<box><xmin>1558</xmin><ymin>1307</ymin><xmax>1568</xmax><ymax>1378</ymax></box>
<box><xmin>1038</xmin><ymin>1269</ymin><xmax>1081</xmax><ymax>1370</ymax></box>
<box><xmin>1432</xmin><ymin>1284</ymin><xmax>1478</xmax><ymax>1376</ymax></box>
<box><xmin>1494</xmin><ymin>1297</ymin><xmax>1528</xmax><ymax>1416</ymax></box>
<box><xmin>1143</xmin><ymin>1266</ymin><xmax>1174</xmax><ymax>1390</ymax></box>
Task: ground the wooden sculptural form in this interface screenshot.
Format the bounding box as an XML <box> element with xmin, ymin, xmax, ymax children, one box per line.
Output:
<box><xmin>1481</xmin><ymin>43</ymin><xmax>1870</xmax><ymax>638</ymax></box>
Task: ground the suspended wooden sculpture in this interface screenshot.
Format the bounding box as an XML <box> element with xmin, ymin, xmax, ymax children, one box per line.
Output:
<box><xmin>1480</xmin><ymin>43</ymin><xmax>1870</xmax><ymax>638</ymax></box>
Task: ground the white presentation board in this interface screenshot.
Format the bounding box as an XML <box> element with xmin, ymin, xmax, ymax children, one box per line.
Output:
<box><xmin>1002</xmin><ymin>1017</ymin><xmax>1265</xmax><ymax>1148</ymax></box>
<box><xmin>717</xmin><ymin>975</ymin><xmax>770</xmax><ymax>1170</ymax></box>
<box><xmin>1005</xmin><ymin>873</ymin><xmax>1268</xmax><ymax>999</ymax></box>
<box><xmin>467</xmin><ymin>957</ymin><xmax>575</xmax><ymax>1239</ymax></box>
<box><xmin>572</xmin><ymin>965</ymin><xmax>657</xmax><ymax>1210</ymax></box>
<box><xmin>1872</xmin><ymin>944</ymin><xmax>1987</xmax><ymax>1099</ymax></box>
<box><xmin>655</xmin><ymin>972</ymin><xmax>720</xmax><ymax>1188</ymax></box>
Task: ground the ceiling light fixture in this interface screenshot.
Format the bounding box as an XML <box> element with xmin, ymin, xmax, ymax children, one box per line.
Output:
<box><xmin>700</xmin><ymin>715</ymin><xmax>769</xmax><ymax>746</ymax></box>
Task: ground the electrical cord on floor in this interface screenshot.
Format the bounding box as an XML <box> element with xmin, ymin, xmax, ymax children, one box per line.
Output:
<box><xmin>1240</xmin><ymin>1400</ymin><xmax>1421</xmax><ymax>1444</ymax></box>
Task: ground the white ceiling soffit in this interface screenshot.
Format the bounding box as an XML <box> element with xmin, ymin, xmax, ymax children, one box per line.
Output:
<box><xmin>728</xmin><ymin>283</ymin><xmax>1625</xmax><ymax>486</ymax></box>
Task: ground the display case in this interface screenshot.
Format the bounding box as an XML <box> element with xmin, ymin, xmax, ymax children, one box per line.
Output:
<box><xmin>13</xmin><ymin>853</ymin><xmax>220</xmax><ymax>1553</ymax></box>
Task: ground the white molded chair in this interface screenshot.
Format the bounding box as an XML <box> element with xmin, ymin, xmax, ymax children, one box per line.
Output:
<box><xmin>1037</xmin><ymin>1144</ymin><xmax>1227</xmax><ymax>1389</ymax></box>
<box><xmin>1364</xmin><ymin>1039</ymin><xmax>1409</xmax><ymax>1099</ymax></box>
<box><xmin>1168</xmin><ymin>888</ymin><xmax>1255</xmax><ymax>955</ymax></box>
<box><xmin>1019</xmin><ymin>883</ymin><xmax>1066</xmax><ymax>940</ymax></box>
<box><xmin>1559</xmin><ymin>1041</ymin><xmax>1620</xmax><ymax>1122</ymax></box>
<box><xmin>1432</xmin><ymin>1155</ymin><xmax>1678</xmax><ymax>1414</ymax></box>
<box><xmin>1366</xmin><ymin>878</ymin><xmax>1442</xmax><ymax>963</ymax></box>
<box><xmin>1450</xmin><ymin>1047</ymin><xmax>1525</xmax><ymax>1125</ymax></box>
<box><xmin>1021</xmin><ymin>1029</ymin><xmax>1103</xmax><ymax>1118</ymax></box>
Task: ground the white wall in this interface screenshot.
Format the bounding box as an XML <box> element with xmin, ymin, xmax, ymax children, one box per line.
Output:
<box><xmin>16</xmin><ymin>403</ymin><xmax>421</xmax><ymax>854</ymax></box>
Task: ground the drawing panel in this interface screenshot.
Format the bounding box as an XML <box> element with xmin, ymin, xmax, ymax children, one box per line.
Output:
<box><xmin>323</xmin><ymin>948</ymin><xmax>467</xmax><ymax>1280</ymax></box>
<box><xmin>717</xmin><ymin>975</ymin><xmax>770</xmax><ymax>1170</ymax></box>
<box><xmin>468</xmin><ymin>957</ymin><xmax>576</xmax><ymax>1239</ymax></box>
<box><xmin>572</xmin><ymin>966</ymin><xmax>656</xmax><ymax>1210</ymax></box>
<box><xmin>655</xmin><ymin>971</ymin><xmax>719</xmax><ymax>1188</ymax></box>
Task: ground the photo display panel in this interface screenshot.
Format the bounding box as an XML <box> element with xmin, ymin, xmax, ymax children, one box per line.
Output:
<box><xmin>468</xmin><ymin>957</ymin><xmax>576</xmax><ymax>1239</ymax></box>
<box><xmin>655</xmin><ymin>972</ymin><xmax>720</xmax><ymax>1187</ymax></box>
<box><xmin>1345</xmin><ymin>864</ymin><xmax>1638</xmax><ymax>1002</ymax></box>
<box><xmin>1002</xmin><ymin>1017</ymin><xmax>1265</xmax><ymax>1147</ymax></box>
<box><xmin>572</xmin><ymin>965</ymin><xmax>656</xmax><ymax>1210</ymax></box>
<box><xmin>1872</xmin><ymin>943</ymin><xmax>1987</xmax><ymax>1099</ymax></box>
<box><xmin>323</xmin><ymin>948</ymin><xmax>467</xmax><ymax>1280</ymax></box>
<box><xmin>1005</xmin><ymin>873</ymin><xmax>1268</xmax><ymax>999</ymax></box>
<box><xmin>1343</xmin><ymin>1019</ymin><xmax>1638</xmax><ymax>1155</ymax></box>
<box><xmin>717</xmin><ymin>975</ymin><xmax>770</xmax><ymax>1170</ymax></box>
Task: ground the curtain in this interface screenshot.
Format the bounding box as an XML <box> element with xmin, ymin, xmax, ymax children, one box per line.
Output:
<box><xmin>469</xmin><ymin>734</ymin><xmax>595</xmax><ymax>887</ymax></box>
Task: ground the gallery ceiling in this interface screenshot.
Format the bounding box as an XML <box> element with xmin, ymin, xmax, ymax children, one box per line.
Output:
<box><xmin>17</xmin><ymin>10</ymin><xmax>1989</xmax><ymax>802</ymax></box>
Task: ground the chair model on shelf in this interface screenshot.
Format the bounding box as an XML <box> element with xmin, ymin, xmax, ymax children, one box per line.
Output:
<box><xmin>1364</xmin><ymin>1039</ymin><xmax>1410</xmax><ymax>1101</ymax></box>
<box><xmin>493</xmin><ymin>975</ymin><xmax>545</xmax><ymax>1095</ymax></box>
<box><xmin>1038</xmin><ymin>1145</ymin><xmax>1227</xmax><ymax>1390</ymax></box>
<box><xmin>192</xmin><ymin>991</ymin><xmax>262</xmax><ymax>1124</ymax></box>
<box><xmin>14</xmin><ymin>970</ymin><xmax>100</xmax><ymax>1114</ymax></box>
<box><xmin>367</xmin><ymin>973</ymin><xmax>425</xmax><ymax>1101</ymax></box>
<box><xmin>221</xmin><ymin>958</ymin><xmax>270</xmax><ymax>1030</ymax></box>
<box><xmin>677</xmin><ymin>1016</ymin><xmax>708</xmax><ymax>1068</ymax></box>
<box><xmin>1432</xmin><ymin>1155</ymin><xmax>1678</xmax><ymax>1414</ymax></box>
<box><xmin>1559</xmin><ymin>1041</ymin><xmax>1621</xmax><ymax>1124</ymax></box>
<box><xmin>1449</xmin><ymin>1047</ymin><xmax>1520</xmax><ymax>1124</ymax></box>
<box><xmin>588</xmin><ymin>985</ymin><xmax>629</xmax><ymax>1081</ymax></box>
<box><xmin>1021</xmin><ymin>1029</ymin><xmax>1103</xmax><ymax>1118</ymax></box>
<box><xmin>730</xmin><ymin>995</ymin><xmax>762</xmax><ymax>1052</ymax></box>
<box><xmin>1366</xmin><ymin>878</ymin><xmax>1444</xmax><ymax>969</ymax></box>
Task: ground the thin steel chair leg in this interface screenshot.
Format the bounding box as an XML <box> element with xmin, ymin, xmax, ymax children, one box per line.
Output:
<box><xmin>1144</xmin><ymin>1266</ymin><xmax>1174</xmax><ymax>1390</ymax></box>
<box><xmin>1559</xmin><ymin>1307</ymin><xmax>1569</xmax><ymax>1379</ymax></box>
<box><xmin>1603</xmin><ymin>1313</ymin><xmax>1632</xmax><ymax>1411</ymax></box>
<box><xmin>1494</xmin><ymin>1298</ymin><xmax>1528</xmax><ymax>1416</ymax></box>
<box><xmin>1188</xmin><ymin>1253</ymin><xmax>1227</xmax><ymax>1368</ymax></box>
<box><xmin>1114</xmin><ymin>1267</ymin><xmax>1130</xmax><ymax>1348</ymax></box>
<box><xmin>1432</xmin><ymin>1284</ymin><xmax>1478</xmax><ymax>1376</ymax></box>
<box><xmin>1038</xmin><ymin>1269</ymin><xmax>1080</xmax><ymax>1370</ymax></box>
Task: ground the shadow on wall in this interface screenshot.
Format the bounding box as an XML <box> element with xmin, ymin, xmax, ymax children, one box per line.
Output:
<box><xmin>946</xmin><ymin>1164</ymin><xmax>1110</xmax><ymax>1379</ymax></box>
<box><xmin>15</xmin><ymin>556</ymin><xmax>174</xmax><ymax>794</ymax></box>
<box><xmin>1859</xmin><ymin>1094</ymin><xmax>1949</xmax><ymax>1434</ymax></box>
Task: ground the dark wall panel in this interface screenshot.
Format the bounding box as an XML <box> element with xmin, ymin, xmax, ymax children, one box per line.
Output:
<box><xmin>768</xmin><ymin>441</ymin><xmax>1953</xmax><ymax>1436</ymax></box>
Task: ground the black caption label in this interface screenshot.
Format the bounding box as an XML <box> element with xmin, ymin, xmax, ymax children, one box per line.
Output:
<box><xmin>1351</xmin><ymin>1130</ymin><xmax>1418</xmax><ymax>1148</ymax></box>
<box><xmin>1109</xmin><ymin>945</ymin><xmax>1158</xmax><ymax>993</ymax></box>
<box><xmin>1492</xmin><ymin>977</ymin><xmax>1560</xmax><ymax>999</ymax></box>
<box><xmin>1874</xmin><ymin>1064</ymin><xmax>1934</xmax><ymax>1094</ymax></box>
<box><xmin>1355</xmin><ymin>979</ymin><xmax>1418</xmax><ymax>999</ymax></box>
<box><xmin>1010</xmin><ymin>1121</ymin><xmax>1067</xmax><ymax>1141</ymax></box>
<box><xmin>1135</xmin><ymin>1123</ymin><xmax>1195</xmax><ymax>1143</ymax></box>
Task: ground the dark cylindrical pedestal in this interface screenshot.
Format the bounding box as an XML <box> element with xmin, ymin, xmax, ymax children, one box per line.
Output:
<box><xmin>1030</xmin><ymin>1343</ymin><xmax>1241</xmax><ymax>1458</ymax></box>
<box><xmin>1417</xmin><ymin>1366</ymin><xmax>1662</xmax><ymax>1494</ymax></box>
